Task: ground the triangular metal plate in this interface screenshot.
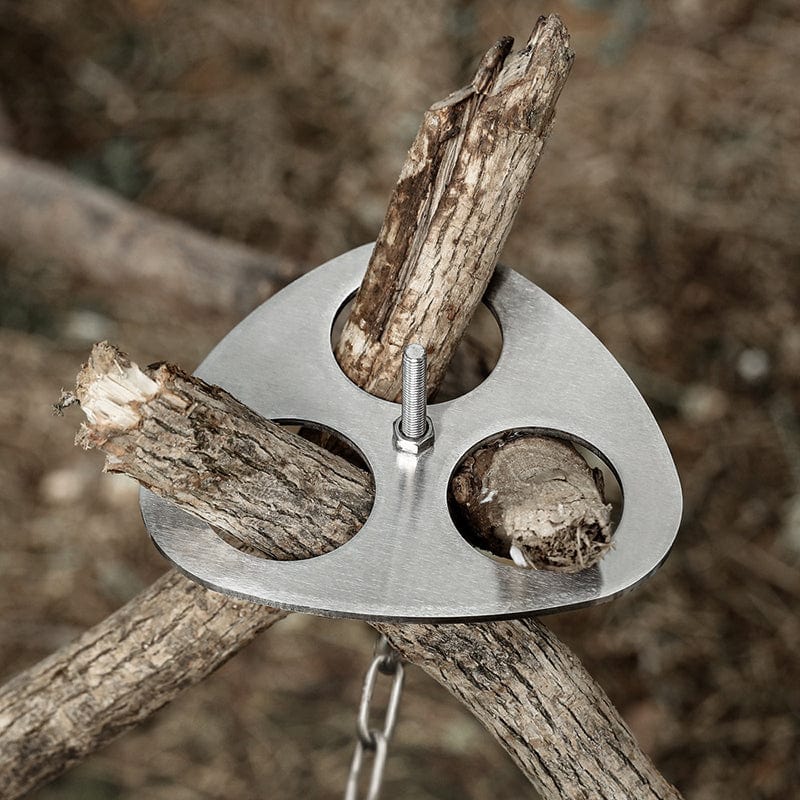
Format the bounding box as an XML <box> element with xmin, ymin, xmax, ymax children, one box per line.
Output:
<box><xmin>141</xmin><ymin>244</ymin><xmax>682</xmax><ymax>621</ymax></box>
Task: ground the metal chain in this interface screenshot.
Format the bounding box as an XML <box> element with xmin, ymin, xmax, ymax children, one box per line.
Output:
<box><xmin>344</xmin><ymin>636</ymin><xmax>405</xmax><ymax>800</ymax></box>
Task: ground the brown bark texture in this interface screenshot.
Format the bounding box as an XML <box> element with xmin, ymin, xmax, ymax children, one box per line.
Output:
<box><xmin>0</xmin><ymin>571</ymin><xmax>286</xmax><ymax>799</ymax></box>
<box><xmin>0</xmin><ymin>14</ymin><xmax>678</xmax><ymax>800</ymax></box>
<box><xmin>336</xmin><ymin>18</ymin><xmax>570</xmax><ymax>401</ymax></box>
<box><xmin>54</xmin><ymin>344</ymin><xmax>676</xmax><ymax>800</ymax></box>
<box><xmin>335</xmin><ymin>17</ymin><xmax>612</xmax><ymax>571</ymax></box>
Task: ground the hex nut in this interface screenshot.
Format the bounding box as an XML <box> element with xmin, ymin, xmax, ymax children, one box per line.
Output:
<box><xmin>393</xmin><ymin>417</ymin><xmax>435</xmax><ymax>455</ymax></box>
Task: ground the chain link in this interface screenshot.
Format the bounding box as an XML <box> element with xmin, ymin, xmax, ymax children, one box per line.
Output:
<box><xmin>344</xmin><ymin>636</ymin><xmax>404</xmax><ymax>800</ymax></box>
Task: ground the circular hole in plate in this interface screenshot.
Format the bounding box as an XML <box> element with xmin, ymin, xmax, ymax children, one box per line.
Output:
<box><xmin>330</xmin><ymin>294</ymin><xmax>502</xmax><ymax>403</ymax></box>
<box><xmin>447</xmin><ymin>429</ymin><xmax>622</xmax><ymax>572</ymax></box>
<box><xmin>435</xmin><ymin>302</ymin><xmax>503</xmax><ymax>402</ymax></box>
<box><xmin>212</xmin><ymin>420</ymin><xmax>374</xmax><ymax>560</ymax></box>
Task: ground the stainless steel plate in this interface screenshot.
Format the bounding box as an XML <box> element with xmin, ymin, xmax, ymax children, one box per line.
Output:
<box><xmin>140</xmin><ymin>244</ymin><xmax>682</xmax><ymax>621</ymax></box>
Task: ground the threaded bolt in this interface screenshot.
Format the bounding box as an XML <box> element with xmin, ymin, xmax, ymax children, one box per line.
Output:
<box><xmin>401</xmin><ymin>343</ymin><xmax>427</xmax><ymax>439</ymax></box>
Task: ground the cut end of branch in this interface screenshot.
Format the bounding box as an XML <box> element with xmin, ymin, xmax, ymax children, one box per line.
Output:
<box><xmin>73</xmin><ymin>342</ymin><xmax>159</xmax><ymax>447</ymax></box>
<box><xmin>506</xmin><ymin>493</ymin><xmax>614</xmax><ymax>572</ymax></box>
<box><xmin>451</xmin><ymin>434</ymin><xmax>614</xmax><ymax>573</ymax></box>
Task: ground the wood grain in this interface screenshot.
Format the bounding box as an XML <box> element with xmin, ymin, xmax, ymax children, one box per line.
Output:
<box><xmin>0</xmin><ymin>16</ymin><xmax>677</xmax><ymax>799</ymax></box>
<box><xmin>54</xmin><ymin>344</ymin><xmax>676</xmax><ymax>800</ymax></box>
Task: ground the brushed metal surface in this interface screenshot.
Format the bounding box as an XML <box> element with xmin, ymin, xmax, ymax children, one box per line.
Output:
<box><xmin>140</xmin><ymin>244</ymin><xmax>682</xmax><ymax>621</ymax></box>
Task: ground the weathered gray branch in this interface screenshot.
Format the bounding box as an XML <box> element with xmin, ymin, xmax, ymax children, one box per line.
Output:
<box><xmin>51</xmin><ymin>344</ymin><xmax>675</xmax><ymax>800</ymax></box>
<box><xmin>335</xmin><ymin>17</ymin><xmax>611</xmax><ymax>570</ymax></box>
<box><xmin>0</xmin><ymin>146</ymin><xmax>296</xmax><ymax>315</ymax></box>
<box><xmin>0</xmin><ymin>15</ymin><xmax>678</xmax><ymax>799</ymax></box>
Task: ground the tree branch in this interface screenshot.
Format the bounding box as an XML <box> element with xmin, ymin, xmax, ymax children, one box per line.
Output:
<box><xmin>0</xmin><ymin>146</ymin><xmax>297</xmax><ymax>315</ymax></box>
<box><xmin>0</xmin><ymin>572</ymin><xmax>286</xmax><ymax>798</ymax></box>
<box><xmin>59</xmin><ymin>344</ymin><xmax>677</xmax><ymax>800</ymax></box>
<box><xmin>0</xmin><ymin>16</ymin><xmax>678</xmax><ymax>799</ymax></box>
<box><xmin>336</xmin><ymin>25</ymin><xmax>561</xmax><ymax>398</ymax></box>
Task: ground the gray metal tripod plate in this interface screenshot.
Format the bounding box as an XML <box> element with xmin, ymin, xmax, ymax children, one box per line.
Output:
<box><xmin>140</xmin><ymin>244</ymin><xmax>682</xmax><ymax>622</ymax></box>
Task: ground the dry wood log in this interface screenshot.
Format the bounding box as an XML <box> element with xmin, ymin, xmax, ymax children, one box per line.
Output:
<box><xmin>0</xmin><ymin>16</ymin><xmax>678</xmax><ymax>799</ymax></box>
<box><xmin>52</xmin><ymin>343</ymin><xmax>676</xmax><ymax>800</ymax></box>
<box><xmin>335</xmin><ymin>16</ymin><xmax>612</xmax><ymax>571</ymax></box>
<box><xmin>0</xmin><ymin>146</ymin><xmax>296</xmax><ymax>315</ymax></box>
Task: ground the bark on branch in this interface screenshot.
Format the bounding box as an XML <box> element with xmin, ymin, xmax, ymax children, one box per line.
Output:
<box><xmin>0</xmin><ymin>15</ymin><xmax>678</xmax><ymax>799</ymax></box>
<box><xmin>58</xmin><ymin>344</ymin><xmax>675</xmax><ymax>800</ymax></box>
<box><xmin>337</xmin><ymin>27</ymin><xmax>558</xmax><ymax>398</ymax></box>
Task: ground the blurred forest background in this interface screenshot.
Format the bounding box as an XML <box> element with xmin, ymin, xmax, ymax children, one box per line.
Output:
<box><xmin>0</xmin><ymin>1</ymin><xmax>798</xmax><ymax>798</ymax></box>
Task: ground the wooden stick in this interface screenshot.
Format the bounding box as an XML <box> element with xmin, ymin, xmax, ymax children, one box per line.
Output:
<box><xmin>0</xmin><ymin>572</ymin><xmax>286</xmax><ymax>798</ymax></box>
<box><xmin>0</xmin><ymin>17</ymin><xmax>677</xmax><ymax>799</ymax></box>
<box><xmin>336</xmin><ymin>17</ymin><xmax>612</xmax><ymax>570</ymax></box>
<box><xmin>0</xmin><ymin>146</ymin><xmax>296</xmax><ymax>315</ymax></box>
<box><xmin>336</xmin><ymin>26</ymin><xmax>557</xmax><ymax>399</ymax></box>
<box><xmin>60</xmin><ymin>345</ymin><xmax>676</xmax><ymax>799</ymax></box>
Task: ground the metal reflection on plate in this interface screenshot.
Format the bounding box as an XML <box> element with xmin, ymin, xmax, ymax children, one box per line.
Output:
<box><xmin>140</xmin><ymin>244</ymin><xmax>682</xmax><ymax>621</ymax></box>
